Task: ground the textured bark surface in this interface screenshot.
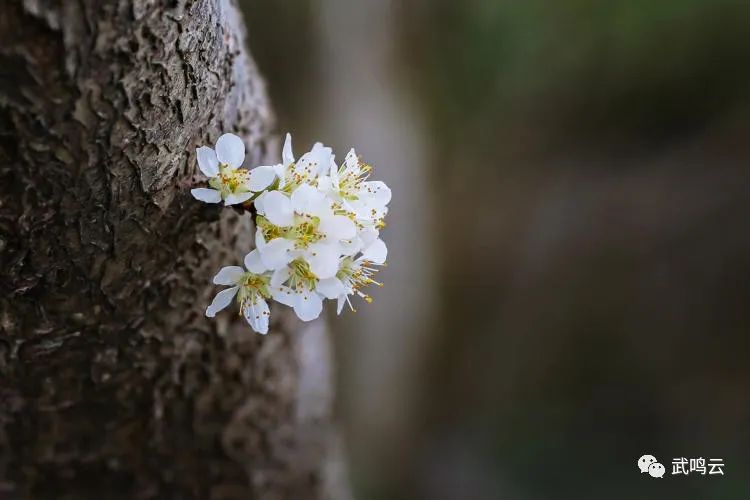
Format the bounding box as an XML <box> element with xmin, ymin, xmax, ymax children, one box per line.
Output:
<box><xmin>0</xmin><ymin>1</ymin><xmax>330</xmax><ymax>498</ymax></box>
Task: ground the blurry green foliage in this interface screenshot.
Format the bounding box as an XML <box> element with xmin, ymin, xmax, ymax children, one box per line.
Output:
<box><xmin>406</xmin><ymin>0</ymin><xmax>750</xmax><ymax>153</ymax></box>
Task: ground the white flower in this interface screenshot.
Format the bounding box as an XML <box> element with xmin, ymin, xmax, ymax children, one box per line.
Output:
<box><xmin>318</xmin><ymin>148</ymin><xmax>391</xmax><ymax>227</ymax></box>
<box><xmin>254</xmin><ymin>183</ymin><xmax>357</xmax><ymax>279</ymax></box>
<box><xmin>269</xmin><ymin>133</ymin><xmax>333</xmax><ymax>192</ymax></box>
<box><xmin>191</xmin><ymin>133</ymin><xmax>276</xmax><ymax>206</ymax></box>
<box><xmin>197</xmin><ymin>131</ymin><xmax>391</xmax><ymax>333</ymax></box>
<box><xmin>205</xmin><ymin>250</ymin><xmax>280</xmax><ymax>334</ymax></box>
<box><xmin>338</xmin><ymin>225</ymin><xmax>381</xmax><ymax>258</ymax></box>
<box><xmin>316</xmin><ymin>238</ymin><xmax>387</xmax><ymax>314</ymax></box>
<box><xmin>268</xmin><ymin>258</ymin><xmax>324</xmax><ymax>322</ymax></box>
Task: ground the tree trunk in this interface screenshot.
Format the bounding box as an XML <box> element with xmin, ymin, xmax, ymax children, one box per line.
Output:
<box><xmin>0</xmin><ymin>1</ymin><xmax>331</xmax><ymax>498</ymax></box>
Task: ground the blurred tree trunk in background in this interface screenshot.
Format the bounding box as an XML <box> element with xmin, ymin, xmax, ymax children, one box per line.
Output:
<box><xmin>314</xmin><ymin>0</ymin><xmax>434</xmax><ymax>494</ymax></box>
<box><xmin>0</xmin><ymin>1</ymin><xmax>332</xmax><ymax>498</ymax></box>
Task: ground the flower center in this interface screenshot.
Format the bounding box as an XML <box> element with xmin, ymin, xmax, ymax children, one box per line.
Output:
<box><xmin>257</xmin><ymin>216</ymin><xmax>285</xmax><ymax>241</ymax></box>
<box><xmin>257</xmin><ymin>215</ymin><xmax>323</xmax><ymax>250</ymax></box>
<box><xmin>288</xmin><ymin>258</ymin><xmax>318</xmax><ymax>291</ymax></box>
<box><xmin>236</xmin><ymin>272</ymin><xmax>271</xmax><ymax>313</ymax></box>
<box><xmin>289</xmin><ymin>215</ymin><xmax>322</xmax><ymax>249</ymax></box>
<box><xmin>209</xmin><ymin>164</ymin><xmax>250</xmax><ymax>196</ymax></box>
<box><xmin>337</xmin><ymin>257</ymin><xmax>382</xmax><ymax>306</ymax></box>
<box><xmin>280</xmin><ymin>162</ymin><xmax>316</xmax><ymax>194</ymax></box>
<box><xmin>337</xmin><ymin>160</ymin><xmax>372</xmax><ymax>200</ymax></box>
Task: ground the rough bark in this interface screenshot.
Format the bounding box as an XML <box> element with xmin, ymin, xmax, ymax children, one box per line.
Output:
<box><xmin>0</xmin><ymin>1</ymin><xmax>330</xmax><ymax>498</ymax></box>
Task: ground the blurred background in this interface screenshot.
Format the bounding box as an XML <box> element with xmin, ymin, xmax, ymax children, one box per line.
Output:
<box><xmin>241</xmin><ymin>1</ymin><xmax>750</xmax><ymax>498</ymax></box>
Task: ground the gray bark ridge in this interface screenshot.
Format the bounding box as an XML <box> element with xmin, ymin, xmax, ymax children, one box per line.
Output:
<box><xmin>0</xmin><ymin>1</ymin><xmax>330</xmax><ymax>498</ymax></box>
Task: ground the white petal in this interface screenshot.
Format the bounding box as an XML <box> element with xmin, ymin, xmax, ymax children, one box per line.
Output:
<box><xmin>206</xmin><ymin>286</ymin><xmax>239</xmax><ymax>317</ymax></box>
<box><xmin>340</xmin><ymin>237</ymin><xmax>363</xmax><ymax>256</ymax></box>
<box><xmin>215</xmin><ymin>133</ymin><xmax>245</xmax><ymax>168</ymax></box>
<box><xmin>293</xmin><ymin>289</ymin><xmax>323</xmax><ymax>321</ymax></box>
<box><xmin>320</xmin><ymin>214</ymin><xmax>357</xmax><ymax>240</ymax></box>
<box><xmin>255</xmin><ymin>227</ymin><xmax>267</xmax><ymax>251</ymax></box>
<box><xmin>282</xmin><ymin>133</ymin><xmax>294</xmax><ymax>166</ymax></box>
<box><xmin>290</xmin><ymin>183</ymin><xmax>326</xmax><ymax>214</ymax></box>
<box><xmin>336</xmin><ymin>295</ymin><xmax>346</xmax><ymax>315</ymax></box>
<box><xmin>213</xmin><ymin>266</ymin><xmax>244</xmax><ymax>285</ymax></box>
<box><xmin>317</xmin><ymin>175</ymin><xmax>333</xmax><ymax>193</ymax></box>
<box><xmin>247</xmin><ymin>166</ymin><xmax>276</xmax><ymax>192</ymax></box>
<box><xmin>191</xmin><ymin>188</ymin><xmax>222</xmax><ymax>203</ymax></box>
<box><xmin>273</xmin><ymin>164</ymin><xmax>287</xmax><ymax>189</ymax></box>
<box><xmin>224</xmin><ymin>192</ymin><xmax>253</xmax><ymax>206</ymax></box>
<box><xmin>317</xmin><ymin>277</ymin><xmax>346</xmax><ymax>300</ymax></box>
<box><xmin>196</xmin><ymin>146</ymin><xmax>219</xmax><ymax>177</ymax></box>
<box><xmin>243</xmin><ymin>249</ymin><xmax>267</xmax><ymax>273</ymax></box>
<box><xmin>296</xmin><ymin>142</ymin><xmax>332</xmax><ymax>178</ymax></box>
<box><xmin>306</xmin><ymin>196</ymin><xmax>333</xmax><ymax>218</ymax></box>
<box><xmin>329</xmin><ymin>160</ymin><xmax>340</xmax><ymax>186</ymax></box>
<box><xmin>272</xmin><ymin>284</ymin><xmax>295</xmax><ymax>307</ymax></box>
<box><xmin>254</xmin><ymin>192</ymin><xmax>267</xmax><ymax>215</ymax></box>
<box><xmin>344</xmin><ymin>148</ymin><xmax>360</xmax><ymax>174</ymax></box>
<box><xmin>361</xmin><ymin>181</ymin><xmax>391</xmax><ymax>206</ymax></box>
<box><xmin>359</xmin><ymin>227</ymin><xmax>379</xmax><ymax>246</ymax></box>
<box><xmin>243</xmin><ymin>297</ymin><xmax>270</xmax><ymax>334</ymax></box>
<box><xmin>260</xmin><ymin>191</ymin><xmax>294</xmax><ymax>227</ymax></box>
<box><xmin>259</xmin><ymin>238</ymin><xmax>295</xmax><ymax>269</ymax></box>
<box><xmin>352</xmin><ymin>200</ymin><xmax>387</xmax><ymax>222</ymax></box>
<box><xmin>361</xmin><ymin>238</ymin><xmax>387</xmax><ymax>264</ymax></box>
<box><xmin>271</xmin><ymin>267</ymin><xmax>292</xmax><ymax>287</ymax></box>
<box><xmin>330</xmin><ymin>154</ymin><xmax>337</xmax><ymax>172</ymax></box>
<box><xmin>307</xmin><ymin>243</ymin><xmax>341</xmax><ymax>279</ymax></box>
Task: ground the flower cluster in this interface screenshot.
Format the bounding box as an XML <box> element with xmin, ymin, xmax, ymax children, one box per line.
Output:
<box><xmin>191</xmin><ymin>133</ymin><xmax>390</xmax><ymax>334</ymax></box>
